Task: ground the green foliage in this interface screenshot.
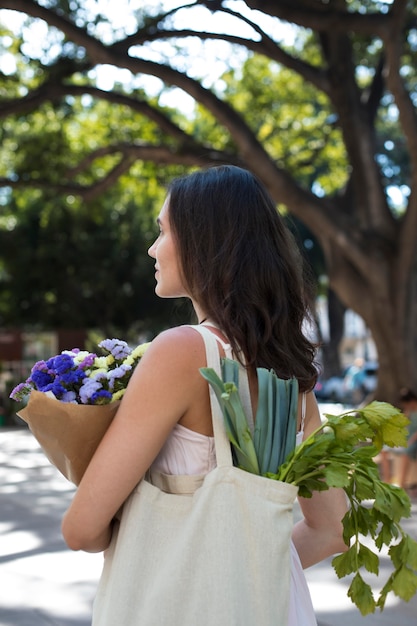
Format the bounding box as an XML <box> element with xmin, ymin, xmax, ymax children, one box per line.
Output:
<box><xmin>202</xmin><ymin>359</ymin><xmax>417</xmax><ymax>616</ymax></box>
<box><xmin>219</xmin><ymin>54</ymin><xmax>349</xmax><ymax>195</ymax></box>
<box><xmin>278</xmin><ymin>404</ymin><xmax>417</xmax><ymax>614</ymax></box>
<box><xmin>0</xmin><ymin>173</ymin><xmax>189</xmax><ymax>335</ymax></box>
<box><xmin>0</xmin><ymin>73</ymin><xmax>193</xmax><ymax>334</ymax></box>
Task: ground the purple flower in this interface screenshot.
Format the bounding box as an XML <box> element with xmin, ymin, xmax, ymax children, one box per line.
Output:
<box><xmin>79</xmin><ymin>378</ymin><xmax>105</xmax><ymax>404</ymax></box>
<box><xmin>60</xmin><ymin>368</ymin><xmax>86</xmax><ymax>386</ymax></box>
<box><xmin>105</xmin><ymin>364</ymin><xmax>131</xmax><ymax>390</ymax></box>
<box><xmin>51</xmin><ymin>354</ymin><xmax>75</xmax><ymax>375</ymax></box>
<box><xmin>30</xmin><ymin>369</ymin><xmax>55</xmax><ymax>390</ymax></box>
<box><xmin>9</xmin><ymin>338</ymin><xmax>150</xmax><ymax>405</ymax></box>
<box><xmin>9</xmin><ymin>382</ymin><xmax>34</xmax><ymax>402</ymax></box>
<box><xmin>90</xmin><ymin>389</ymin><xmax>113</xmax><ymax>405</ymax></box>
<box><xmin>99</xmin><ymin>338</ymin><xmax>131</xmax><ymax>360</ymax></box>
<box><xmin>32</xmin><ymin>360</ymin><xmax>51</xmax><ymax>374</ymax></box>
<box><xmin>60</xmin><ymin>390</ymin><xmax>77</xmax><ymax>403</ymax></box>
<box><xmin>79</xmin><ymin>353</ymin><xmax>96</xmax><ymax>369</ymax></box>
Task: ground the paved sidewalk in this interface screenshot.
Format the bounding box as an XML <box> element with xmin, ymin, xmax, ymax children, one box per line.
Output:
<box><xmin>0</xmin><ymin>426</ymin><xmax>416</xmax><ymax>626</ymax></box>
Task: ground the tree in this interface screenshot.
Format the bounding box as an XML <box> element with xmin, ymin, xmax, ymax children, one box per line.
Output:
<box><xmin>0</xmin><ymin>0</ymin><xmax>416</xmax><ymax>402</ymax></box>
<box><xmin>0</xmin><ymin>90</ymin><xmax>194</xmax><ymax>337</ymax></box>
<box><xmin>0</xmin><ymin>189</ymin><xmax>173</xmax><ymax>336</ymax></box>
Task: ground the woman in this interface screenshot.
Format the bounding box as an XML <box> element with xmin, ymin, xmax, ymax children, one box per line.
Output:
<box><xmin>62</xmin><ymin>165</ymin><xmax>348</xmax><ymax>624</ymax></box>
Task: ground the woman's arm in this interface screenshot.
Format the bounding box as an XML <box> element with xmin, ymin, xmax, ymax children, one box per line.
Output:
<box><xmin>292</xmin><ymin>392</ymin><xmax>349</xmax><ymax>568</ymax></box>
<box><xmin>408</xmin><ymin>430</ymin><xmax>417</xmax><ymax>446</ymax></box>
<box><xmin>61</xmin><ymin>326</ymin><xmax>209</xmax><ymax>553</ymax></box>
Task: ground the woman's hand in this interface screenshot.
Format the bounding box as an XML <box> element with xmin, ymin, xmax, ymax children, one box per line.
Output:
<box><xmin>292</xmin><ymin>392</ymin><xmax>349</xmax><ymax>568</ymax></box>
<box><xmin>61</xmin><ymin>326</ymin><xmax>211</xmax><ymax>552</ymax></box>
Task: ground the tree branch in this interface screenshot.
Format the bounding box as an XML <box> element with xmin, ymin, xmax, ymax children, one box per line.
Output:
<box><xmin>112</xmin><ymin>28</ymin><xmax>330</xmax><ymax>95</ymax></box>
<box><xmin>0</xmin><ymin>143</ymin><xmax>242</xmax><ymax>200</ymax></box>
<box><xmin>0</xmin><ymin>0</ymin><xmax>96</xmax><ymax>49</ymax></box>
<box><xmin>0</xmin><ymin>1</ymin><xmax>268</xmax><ymax>160</ymax></box>
<box><xmin>0</xmin><ymin>82</ymin><xmax>196</xmax><ymax>145</ymax></box>
<box><xmin>81</xmin><ymin>154</ymin><xmax>136</xmax><ymax>202</ymax></box>
<box><xmin>237</xmin><ymin>0</ymin><xmax>391</xmax><ymax>36</ymax></box>
<box><xmin>66</xmin><ymin>141</ymin><xmax>241</xmax><ymax>177</ymax></box>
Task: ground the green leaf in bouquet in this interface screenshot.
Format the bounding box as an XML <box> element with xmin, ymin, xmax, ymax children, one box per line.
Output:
<box><xmin>346</xmin><ymin>505</ymin><xmax>375</xmax><ymax>540</ymax></box>
<box><xmin>358</xmin><ymin>544</ymin><xmax>380</xmax><ymax>575</ymax></box>
<box><xmin>379</xmin><ymin>417</ymin><xmax>410</xmax><ymax>448</ymax></box>
<box><xmin>390</xmin><ymin>535</ymin><xmax>417</xmax><ymax>571</ymax></box>
<box><xmin>354</xmin><ymin>401</ymin><xmax>410</xmax><ymax>449</ymax></box>
<box><xmin>373</xmin><ymin>531</ymin><xmax>414</xmax><ymax>607</ymax></box>
<box><xmin>349</xmin><ymin>469</ymin><xmax>379</xmax><ymax>501</ymax></box>
<box><xmin>333</xmin><ymin>545</ymin><xmax>359</xmax><ymax>578</ymax></box>
<box><xmin>375</xmin><ymin>514</ymin><xmax>400</xmax><ymax>549</ymax></box>
<box><xmin>373</xmin><ymin>482</ymin><xmax>411</xmax><ymax>521</ymax></box>
<box><xmin>347</xmin><ymin>573</ymin><xmax>376</xmax><ymax>616</ymax></box>
<box><xmin>391</xmin><ymin>564</ymin><xmax>417</xmax><ymax>601</ymax></box>
<box><xmin>324</xmin><ymin>414</ymin><xmax>373</xmax><ymax>444</ymax></box>
<box><xmin>321</xmin><ymin>459</ymin><xmax>352</xmax><ymax>489</ymax></box>
<box><xmin>273</xmin><ymin>430</ymin><xmax>334</xmax><ymax>487</ymax></box>
<box><xmin>295</xmin><ymin>478</ymin><xmax>329</xmax><ymax>499</ymax></box>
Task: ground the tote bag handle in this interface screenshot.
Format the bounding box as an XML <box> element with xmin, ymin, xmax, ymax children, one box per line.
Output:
<box><xmin>189</xmin><ymin>324</ymin><xmax>234</xmax><ymax>468</ymax></box>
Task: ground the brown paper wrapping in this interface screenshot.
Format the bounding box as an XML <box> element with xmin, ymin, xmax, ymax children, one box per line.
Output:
<box><xmin>17</xmin><ymin>390</ymin><xmax>120</xmax><ymax>486</ymax></box>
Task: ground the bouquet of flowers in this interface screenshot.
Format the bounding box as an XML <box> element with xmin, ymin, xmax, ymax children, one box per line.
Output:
<box><xmin>10</xmin><ymin>338</ymin><xmax>149</xmax><ymax>485</ymax></box>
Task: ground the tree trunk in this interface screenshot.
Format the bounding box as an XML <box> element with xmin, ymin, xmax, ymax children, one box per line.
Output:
<box><xmin>326</xmin><ymin>238</ymin><xmax>417</xmax><ymax>405</ymax></box>
<box><xmin>319</xmin><ymin>289</ymin><xmax>346</xmax><ymax>378</ymax></box>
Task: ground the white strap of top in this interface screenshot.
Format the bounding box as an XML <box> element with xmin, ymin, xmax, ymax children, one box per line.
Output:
<box><xmin>188</xmin><ymin>325</ymin><xmax>234</xmax><ymax>467</ymax></box>
<box><xmin>300</xmin><ymin>392</ymin><xmax>306</xmax><ymax>433</ymax></box>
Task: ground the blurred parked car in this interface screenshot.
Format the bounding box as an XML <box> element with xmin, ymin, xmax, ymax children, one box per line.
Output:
<box><xmin>314</xmin><ymin>371</ymin><xmax>347</xmax><ymax>402</ymax></box>
<box><xmin>343</xmin><ymin>359</ymin><xmax>378</xmax><ymax>404</ymax></box>
<box><xmin>315</xmin><ymin>361</ymin><xmax>378</xmax><ymax>405</ymax></box>
<box><xmin>361</xmin><ymin>362</ymin><xmax>378</xmax><ymax>395</ymax></box>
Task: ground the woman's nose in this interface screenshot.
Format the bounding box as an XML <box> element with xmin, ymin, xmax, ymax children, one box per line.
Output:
<box><xmin>148</xmin><ymin>241</ymin><xmax>156</xmax><ymax>258</ymax></box>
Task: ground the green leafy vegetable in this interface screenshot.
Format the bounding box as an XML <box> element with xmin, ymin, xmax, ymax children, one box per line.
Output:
<box><xmin>254</xmin><ymin>368</ymin><xmax>298</xmax><ymax>474</ymax></box>
<box><xmin>201</xmin><ymin>359</ymin><xmax>298</xmax><ymax>474</ymax></box>
<box><xmin>202</xmin><ymin>364</ymin><xmax>259</xmax><ymax>474</ymax></box>
<box><xmin>200</xmin><ymin>360</ymin><xmax>417</xmax><ymax>616</ymax></box>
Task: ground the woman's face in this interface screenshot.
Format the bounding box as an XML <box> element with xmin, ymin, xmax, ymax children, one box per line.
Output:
<box><xmin>148</xmin><ymin>198</ymin><xmax>188</xmax><ymax>298</ymax></box>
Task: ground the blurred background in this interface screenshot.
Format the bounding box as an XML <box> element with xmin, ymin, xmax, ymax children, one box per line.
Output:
<box><xmin>0</xmin><ymin>0</ymin><xmax>415</xmax><ymax>433</ymax></box>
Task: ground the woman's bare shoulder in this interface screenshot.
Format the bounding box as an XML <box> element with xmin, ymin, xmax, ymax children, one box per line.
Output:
<box><xmin>138</xmin><ymin>325</ymin><xmax>207</xmax><ymax>373</ymax></box>
<box><xmin>149</xmin><ymin>324</ymin><xmax>204</xmax><ymax>350</ymax></box>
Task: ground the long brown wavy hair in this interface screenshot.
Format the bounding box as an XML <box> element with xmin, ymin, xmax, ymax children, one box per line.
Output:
<box><xmin>167</xmin><ymin>165</ymin><xmax>318</xmax><ymax>391</ymax></box>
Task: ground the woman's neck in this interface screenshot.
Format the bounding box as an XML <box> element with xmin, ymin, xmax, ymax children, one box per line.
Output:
<box><xmin>193</xmin><ymin>302</ymin><xmax>209</xmax><ymax>326</ymax></box>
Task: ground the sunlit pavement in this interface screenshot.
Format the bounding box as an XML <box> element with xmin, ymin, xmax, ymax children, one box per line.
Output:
<box><xmin>0</xmin><ymin>427</ymin><xmax>102</xmax><ymax>626</ymax></box>
<box><xmin>1</xmin><ymin>415</ymin><xmax>416</xmax><ymax>626</ymax></box>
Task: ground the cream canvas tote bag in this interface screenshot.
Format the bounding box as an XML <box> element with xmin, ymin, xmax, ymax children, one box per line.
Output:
<box><xmin>92</xmin><ymin>325</ymin><xmax>298</xmax><ymax>626</ymax></box>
